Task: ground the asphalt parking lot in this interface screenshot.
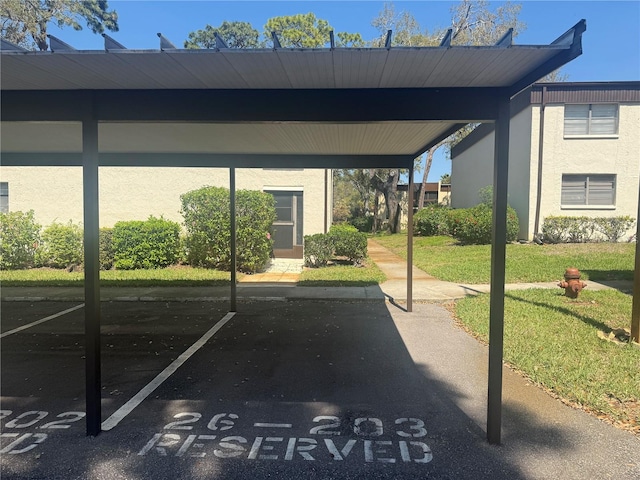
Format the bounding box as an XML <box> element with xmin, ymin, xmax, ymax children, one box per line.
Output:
<box><xmin>1</xmin><ymin>299</ymin><xmax>639</xmax><ymax>480</ymax></box>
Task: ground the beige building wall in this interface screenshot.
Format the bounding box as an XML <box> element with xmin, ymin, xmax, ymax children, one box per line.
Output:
<box><xmin>0</xmin><ymin>166</ymin><xmax>331</xmax><ymax>235</ymax></box>
<box><xmin>451</xmin><ymin>131</ymin><xmax>494</xmax><ymax>208</ymax></box>
<box><xmin>451</xmin><ymin>108</ymin><xmax>533</xmax><ymax>240</ymax></box>
<box><xmin>535</xmin><ymin>103</ymin><xmax>640</xmax><ymax>238</ymax></box>
<box><xmin>453</xmin><ymin>100</ymin><xmax>640</xmax><ymax>241</ymax></box>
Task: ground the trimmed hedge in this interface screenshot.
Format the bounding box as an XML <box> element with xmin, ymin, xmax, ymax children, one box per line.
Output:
<box><xmin>181</xmin><ymin>186</ymin><xmax>276</xmax><ymax>273</ymax></box>
<box><xmin>304</xmin><ymin>225</ymin><xmax>367</xmax><ymax>268</ymax></box>
<box><xmin>414</xmin><ymin>204</ymin><xmax>519</xmax><ymax>245</ymax></box>
<box><xmin>37</xmin><ymin>221</ymin><xmax>84</xmax><ymax>269</ymax></box>
<box><xmin>99</xmin><ymin>228</ymin><xmax>114</xmax><ymax>270</ymax></box>
<box><xmin>413</xmin><ymin>205</ymin><xmax>450</xmax><ymax>236</ymax></box>
<box><xmin>0</xmin><ymin>210</ymin><xmax>41</xmax><ymax>269</ymax></box>
<box><xmin>304</xmin><ymin>233</ymin><xmax>334</xmax><ymax>268</ymax></box>
<box><xmin>449</xmin><ymin>205</ymin><xmax>519</xmax><ymax>245</ymax></box>
<box><xmin>328</xmin><ymin>224</ymin><xmax>367</xmax><ymax>264</ymax></box>
<box><xmin>112</xmin><ymin>216</ymin><xmax>181</xmax><ymax>270</ymax></box>
<box><xmin>542</xmin><ymin>215</ymin><xmax>636</xmax><ymax>243</ymax></box>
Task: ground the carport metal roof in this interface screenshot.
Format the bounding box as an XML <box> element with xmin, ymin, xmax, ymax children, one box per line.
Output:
<box><xmin>0</xmin><ymin>20</ymin><xmax>587</xmax><ymax>445</ymax></box>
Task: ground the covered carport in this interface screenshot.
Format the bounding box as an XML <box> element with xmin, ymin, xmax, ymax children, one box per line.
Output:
<box><xmin>1</xmin><ymin>21</ymin><xmax>586</xmax><ymax>445</ymax></box>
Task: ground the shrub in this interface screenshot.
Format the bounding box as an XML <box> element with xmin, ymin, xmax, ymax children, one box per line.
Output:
<box><xmin>0</xmin><ymin>210</ymin><xmax>41</xmax><ymax>269</ymax></box>
<box><xmin>236</xmin><ymin>190</ymin><xmax>278</xmax><ymax>273</ymax></box>
<box><xmin>304</xmin><ymin>233</ymin><xmax>333</xmax><ymax>268</ymax></box>
<box><xmin>594</xmin><ymin>216</ymin><xmax>636</xmax><ymax>242</ymax></box>
<box><xmin>413</xmin><ymin>205</ymin><xmax>450</xmax><ymax>236</ymax></box>
<box><xmin>542</xmin><ymin>216</ymin><xmax>636</xmax><ymax>243</ymax></box>
<box><xmin>181</xmin><ymin>186</ymin><xmax>229</xmax><ymax>269</ymax></box>
<box><xmin>329</xmin><ymin>224</ymin><xmax>367</xmax><ymax>265</ymax></box>
<box><xmin>541</xmin><ymin>216</ymin><xmax>570</xmax><ymax>243</ymax></box>
<box><xmin>37</xmin><ymin>221</ymin><xmax>84</xmax><ymax>269</ymax></box>
<box><xmin>350</xmin><ymin>216</ymin><xmax>374</xmax><ymax>233</ymax></box>
<box><xmin>445</xmin><ymin>208</ymin><xmax>468</xmax><ymax>239</ymax></box>
<box><xmin>181</xmin><ymin>186</ymin><xmax>276</xmax><ymax>273</ymax></box>
<box><xmin>450</xmin><ymin>205</ymin><xmax>519</xmax><ymax>245</ymax></box>
<box><xmin>566</xmin><ymin>217</ymin><xmax>597</xmax><ymax>243</ymax></box>
<box><xmin>99</xmin><ymin>228</ymin><xmax>114</xmax><ymax>270</ymax></box>
<box><xmin>112</xmin><ymin>216</ymin><xmax>181</xmax><ymax>270</ymax></box>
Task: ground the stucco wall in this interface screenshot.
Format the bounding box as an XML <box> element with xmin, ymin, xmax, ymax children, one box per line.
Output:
<box><xmin>451</xmin><ymin>132</ymin><xmax>494</xmax><ymax>208</ymax></box>
<box><xmin>0</xmin><ymin>166</ymin><xmax>331</xmax><ymax>235</ymax></box>
<box><xmin>535</xmin><ymin>103</ymin><xmax>640</xmax><ymax>237</ymax></box>
<box><xmin>452</xmin><ymin>101</ymin><xmax>640</xmax><ymax>241</ymax></box>
<box><xmin>451</xmin><ymin>107</ymin><xmax>533</xmax><ymax>239</ymax></box>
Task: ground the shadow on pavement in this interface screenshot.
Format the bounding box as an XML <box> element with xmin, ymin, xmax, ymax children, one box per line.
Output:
<box><xmin>0</xmin><ymin>295</ymin><xmax>581</xmax><ymax>479</ymax></box>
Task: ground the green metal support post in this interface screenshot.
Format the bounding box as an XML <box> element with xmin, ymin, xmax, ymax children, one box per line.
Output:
<box><xmin>230</xmin><ymin>168</ymin><xmax>237</xmax><ymax>312</ymax></box>
<box><xmin>407</xmin><ymin>164</ymin><xmax>414</xmax><ymax>312</ymax></box>
<box><xmin>83</xmin><ymin>117</ymin><xmax>101</xmax><ymax>436</ymax></box>
<box><xmin>487</xmin><ymin>92</ymin><xmax>510</xmax><ymax>445</ymax></box>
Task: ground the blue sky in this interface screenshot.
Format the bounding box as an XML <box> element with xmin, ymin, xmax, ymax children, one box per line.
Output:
<box><xmin>48</xmin><ymin>1</ymin><xmax>640</xmax><ymax>182</ymax></box>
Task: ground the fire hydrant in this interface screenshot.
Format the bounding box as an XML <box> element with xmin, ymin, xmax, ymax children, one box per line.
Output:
<box><xmin>558</xmin><ymin>267</ymin><xmax>587</xmax><ymax>298</ymax></box>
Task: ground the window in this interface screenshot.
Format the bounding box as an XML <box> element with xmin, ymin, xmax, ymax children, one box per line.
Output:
<box><xmin>422</xmin><ymin>191</ymin><xmax>438</xmax><ymax>205</ymax></box>
<box><xmin>0</xmin><ymin>182</ymin><xmax>7</xmax><ymax>213</ymax></box>
<box><xmin>561</xmin><ymin>174</ymin><xmax>616</xmax><ymax>206</ymax></box>
<box><xmin>564</xmin><ymin>104</ymin><xmax>618</xmax><ymax>136</ymax></box>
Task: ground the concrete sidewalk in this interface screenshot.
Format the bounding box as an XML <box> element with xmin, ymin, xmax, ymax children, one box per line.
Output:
<box><xmin>0</xmin><ymin>239</ymin><xmax>632</xmax><ymax>303</ymax></box>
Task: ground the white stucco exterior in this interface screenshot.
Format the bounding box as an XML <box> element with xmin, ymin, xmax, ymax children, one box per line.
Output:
<box><xmin>452</xmin><ymin>83</ymin><xmax>640</xmax><ymax>241</ymax></box>
<box><xmin>0</xmin><ymin>166</ymin><xmax>332</xmax><ymax>238</ymax></box>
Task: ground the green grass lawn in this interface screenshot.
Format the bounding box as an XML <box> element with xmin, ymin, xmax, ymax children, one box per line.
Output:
<box><xmin>299</xmin><ymin>258</ymin><xmax>386</xmax><ymax>286</ymax></box>
<box><xmin>373</xmin><ymin>234</ymin><xmax>635</xmax><ymax>284</ymax></box>
<box><xmin>1</xmin><ymin>260</ymin><xmax>386</xmax><ymax>288</ymax></box>
<box><xmin>0</xmin><ymin>266</ymin><xmax>232</xmax><ymax>287</ymax></box>
<box><xmin>455</xmin><ymin>289</ymin><xmax>640</xmax><ymax>433</ymax></box>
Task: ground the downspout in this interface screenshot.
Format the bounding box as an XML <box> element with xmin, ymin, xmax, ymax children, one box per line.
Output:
<box><xmin>324</xmin><ymin>169</ymin><xmax>329</xmax><ymax>233</ymax></box>
<box><xmin>533</xmin><ymin>86</ymin><xmax>547</xmax><ymax>239</ymax></box>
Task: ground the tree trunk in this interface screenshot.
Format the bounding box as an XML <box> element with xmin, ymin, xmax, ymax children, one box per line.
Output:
<box><xmin>418</xmin><ymin>149</ymin><xmax>435</xmax><ymax>209</ymax></box>
<box><xmin>369</xmin><ymin>168</ymin><xmax>401</xmax><ymax>233</ymax></box>
<box><xmin>35</xmin><ymin>22</ymin><xmax>48</xmax><ymax>51</ymax></box>
<box><xmin>385</xmin><ymin>169</ymin><xmax>401</xmax><ymax>233</ymax></box>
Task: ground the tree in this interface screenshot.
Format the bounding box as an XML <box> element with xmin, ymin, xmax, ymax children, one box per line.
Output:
<box><xmin>440</xmin><ymin>173</ymin><xmax>451</xmax><ymax>184</ymax></box>
<box><xmin>417</xmin><ymin>141</ymin><xmax>445</xmax><ymax>209</ymax></box>
<box><xmin>0</xmin><ymin>0</ymin><xmax>118</xmax><ymax>51</ymax></box>
<box><xmin>185</xmin><ymin>20</ymin><xmax>259</xmax><ymax>49</ymax></box>
<box><xmin>371</xmin><ymin>3</ymin><xmax>443</xmax><ymax>47</ymax></box>
<box><xmin>539</xmin><ymin>69</ymin><xmax>570</xmax><ymax>83</ymax></box>
<box><xmin>449</xmin><ymin>0</ymin><xmax>525</xmax><ymax>45</ymax></box>
<box><xmin>335</xmin><ymin>31</ymin><xmax>365</xmax><ymax>48</ymax></box>
<box><xmin>333</xmin><ymin>170</ymin><xmax>376</xmax><ymax>223</ymax></box>
<box><xmin>264</xmin><ymin>12</ymin><xmax>363</xmax><ymax>48</ymax></box>
<box><xmin>370</xmin><ymin>1</ymin><xmax>527</xmax><ymax>220</ymax></box>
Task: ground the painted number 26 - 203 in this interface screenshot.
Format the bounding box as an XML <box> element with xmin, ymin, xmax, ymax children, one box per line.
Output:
<box><xmin>162</xmin><ymin>412</ymin><xmax>427</xmax><ymax>438</ymax></box>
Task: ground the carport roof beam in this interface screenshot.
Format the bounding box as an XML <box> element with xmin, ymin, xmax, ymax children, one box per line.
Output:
<box><xmin>0</xmin><ymin>153</ymin><xmax>416</xmax><ymax>169</ymax></box>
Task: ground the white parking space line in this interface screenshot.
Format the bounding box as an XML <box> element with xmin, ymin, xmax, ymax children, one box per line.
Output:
<box><xmin>0</xmin><ymin>304</ymin><xmax>84</xmax><ymax>338</ymax></box>
<box><xmin>102</xmin><ymin>311</ymin><xmax>236</xmax><ymax>431</ymax></box>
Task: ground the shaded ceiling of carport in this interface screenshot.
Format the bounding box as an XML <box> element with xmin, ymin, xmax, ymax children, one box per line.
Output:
<box><xmin>0</xmin><ymin>20</ymin><xmax>588</xmax><ymax>445</ymax></box>
<box><xmin>1</xmin><ymin>21</ymin><xmax>584</xmax><ymax>167</ymax></box>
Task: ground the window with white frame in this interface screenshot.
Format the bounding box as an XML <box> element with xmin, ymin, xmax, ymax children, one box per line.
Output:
<box><xmin>0</xmin><ymin>182</ymin><xmax>7</xmax><ymax>213</ymax></box>
<box><xmin>564</xmin><ymin>104</ymin><xmax>618</xmax><ymax>136</ymax></box>
<box><xmin>561</xmin><ymin>174</ymin><xmax>616</xmax><ymax>206</ymax></box>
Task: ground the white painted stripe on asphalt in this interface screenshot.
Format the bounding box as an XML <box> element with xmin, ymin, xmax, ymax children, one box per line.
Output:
<box><xmin>254</xmin><ymin>423</ymin><xmax>293</xmax><ymax>428</ymax></box>
<box><xmin>101</xmin><ymin>311</ymin><xmax>236</xmax><ymax>431</ymax></box>
<box><xmin>0</xmin><ymin>304</ymin><xmax>84</xmax><ymax>338</ymax></box>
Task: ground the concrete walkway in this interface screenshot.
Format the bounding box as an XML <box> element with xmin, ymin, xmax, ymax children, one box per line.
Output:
<box><xmin>0</xmin><ymin>239</ymin><xmax>632</xmax><ymax>303</ymax></box>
